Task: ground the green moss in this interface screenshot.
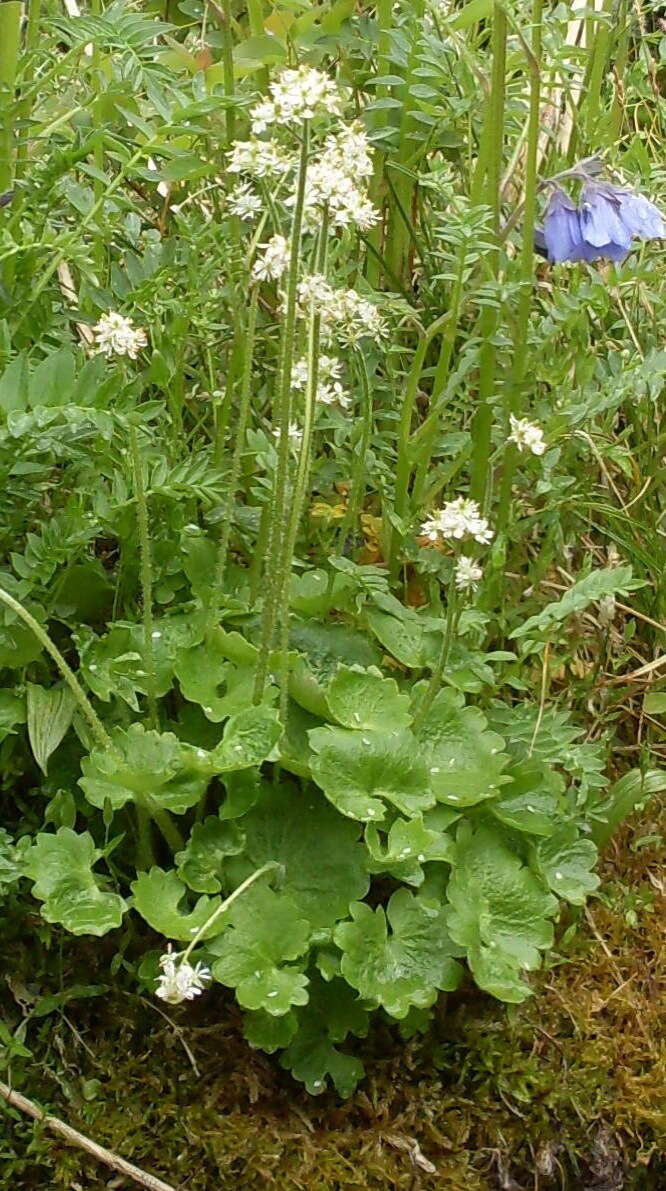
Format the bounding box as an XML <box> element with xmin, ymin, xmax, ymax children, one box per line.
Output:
<box><xmin>1</xmin><ymin>815</ymin><xmax>664</xmax><ymax>1190</ymax></box>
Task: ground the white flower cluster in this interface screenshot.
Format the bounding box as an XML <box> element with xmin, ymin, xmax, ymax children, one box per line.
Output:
<box><xmin>421</xmin><ymin>498</ymin><xmax>493</xmax><ymax>546</ymax></box>
<box><xmin>250</xmin><ymin>66</ymin><xmax>342</xmax><ymax>131</ymax></box>
<box><xmin>272</xmin><ymin>422</ymin><xmax>303</xmax><ymax>448</ymax></box>
<box><xmin>454</xmin><ymin>555</ymin><xmax>483</xmax><ymax>592</ymax></box>
<box><xmin>508</xmin><ymin>414</ymin><xmax>546</xmax><ymax>456</ymax></box>
<box><xmin>227</xmin><ymin>138</ymin><xmax>292</xmax><ymax>180</ymax></box>
<box><xmin>291</xmin><ymin>354</ymin><xmax>350</xmax><ymax>409</ymax></box>
<box><xmin>297</xmin><ymin>124</ymin><xmax>378</xmax><ymax>231</ymax></box>
<box><xmin>155</xmin><ymin>946</ymin><xmax>211</xmax><ymax>1005</ymax></box>
<box><xmin>297</xmin><ymin>274</ymin><xmax>387</xmax><ymax>345</ymax></box>
<box><xmin>93</xmin><ymin>312</ymin><xmax>147</xmax><ymax>359</ymax></box>
<box><xmin>228</xmin><ymin>181</ymin><xmax>262</xmax><ymax>221</ymax></box>
<box><xmin>252</xmin><ymin>234</ymin><xmax>290</xmax><ymax>282</ymax></box>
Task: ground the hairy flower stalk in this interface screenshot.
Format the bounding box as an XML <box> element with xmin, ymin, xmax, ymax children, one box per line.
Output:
<box><xmin>254</xmin><ymin>123</ymin><xmax>311</xmax><ymax>704</ymax></box>
<box><xmin>128</xmin><ymin>422</ymin><xmax>158</xmax><ymax>730</ymax></box>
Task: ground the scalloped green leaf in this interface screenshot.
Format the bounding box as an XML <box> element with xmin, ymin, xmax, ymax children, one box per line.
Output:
<box><xmin>289</xmin><ymin>620</ymin><xmax>381</xmax><ymax>717</ymax></box>
<box><xmin>243</xmin><ymin>1008</ymin><xmax>299</xmax><ymax>1053</ymax></box>
<box><xmin>225</xmin><ymin>785</ymin><xmax>369</xmax><ymax>929</ymax></box>
<box><xmin>325</xmin><ymin>664</ymin><xmax>412</xmax><ymax>731</ymax></box>
<box><xmin>23</xmin><ymin>829</ymin><xmax>126</xmax><ymax>936</ymax></box>
<box><xmin>490</xmin><ymin>760</ymin><xmax>564</xmax><ymax>836</ymax></box>
<box><xmin>209</xmin><ymin>885</ymin><xmax>310</xmax><ymax>1014</ymax></box>
<box><xmin>279</xmin><ymin>976</ymin><xmax>369</xmax><ymax>1096</ymax></box>
<box><xmin>210</xmin><ymin>705</ymin><xmax>281</xmax><ymax>771</ymax></box>
<box><xmin>79</xmin><ymin>724</ymin><xmax>208</xmax><ymax>814</ymax></box>
<box><xmin>131</xmin><ymin>867</ymin><xmax>221</xmax><ymax>942</ymax></box>
<box><xmin>445</xmin><ymin>824</ymin><xmax>558</xmax><ymax>1003</ymax></box>
<box><xmin>335</xmin><ymin>889</ymin><xmax>463</xmax><ymax>1018</ymax></box>
<box><xmin>415</xmin><ymin>688</ymin><xmax>509</xmax><ymax>807</ymax></box>
<box><xmin>175</xmin><ymin>818</ymin><xmax>245</xmax><ymax>893</ymax></box>
<box><xmin>365</xmin><ymin>816</ymin><xmax>454</xmax><ymax>886</ymax></box>
<box><xmin>175</xmin><ymin>635</ymin><xmax>261</xmax><ymax>722</ymax></box>
<box><xmin>536</xmin><ymin>826</ymin><xmax>600</xmax><ymax>905</ymax></box>
<box><xmin>309</xmin><ymin>726</ymin><xmax>434</xmax><ymax>822</ymax></box>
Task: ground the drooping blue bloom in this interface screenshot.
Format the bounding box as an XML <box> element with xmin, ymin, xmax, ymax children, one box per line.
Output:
<box><xmin>617</xmin><ymin>190</ymin><xmax>666</xmax><ymax>240</ymax></box>
<box><xmin>542</xmin><ymin>187</ymin><xmax>589</xmax><ymax>263</ymax></box>
<box><xmin>579</xmin><ymin>183</ymin><xmax>632</xmax><ymax>261</ymax></box>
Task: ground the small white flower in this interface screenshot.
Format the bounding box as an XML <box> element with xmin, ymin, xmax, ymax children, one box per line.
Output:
<box><xmin>227</xmin><ymin>138</ymin><xmax>293</xmax><ymax>179</ymax></box>
<box><xmin>250</xmin><ymin>99</ymin><xmax>277</xmax><ymax>134</ymax></box>
<box><xmin>252</xmin><ymin>234</ymin><xmax>290</xmax><ymax>282</ymax></box>
<box><xmin>508</xmin><ymin>414</ymin><xmax>546</xmax><ymax>456</ymax></box>
<box><xmin>272</xmin><ymin>422</ymin><xmax>303</xmax><ymax>448</ymax></box>
<box><xmin>93</xmin><ymin>312</ymin><xmax>147</xmax><ymax>359</ymax></box>
<box><xmin>155</xmin><ymin>945</ymin><xmax>211</xmax><ymax>1005</ymax></box>
<box><xmin>420</xmin><ymin>498</ymin><xmax>493</xmax><ymax>547</ymax></box>
<box><xmin>228</xmin><ymin>181</ymin><xmax>262</xmax><ymax>221</ymax></box>
<box><xmin>268</xmin><ymin>66</ymin><xmax>341</xmax><ymax>125</ymax></box>
<box><xmin>455</xmin><ymin>555</ymin><xmax>483</xmax><ymax>592</ymax></box>
<box><xmin>296</xmin><ymin>279</ymin><xmax>387</xmax><ymax>345</ymax></box>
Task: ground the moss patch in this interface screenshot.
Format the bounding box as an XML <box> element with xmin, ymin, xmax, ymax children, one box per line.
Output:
<box><xmin>1</xmin><ymin>811</ymin><xmax>664</xmax><ymax>1191</ymax></box>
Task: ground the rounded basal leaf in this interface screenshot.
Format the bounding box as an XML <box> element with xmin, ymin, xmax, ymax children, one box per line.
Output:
<box><xmin>445</xmin><ymin>824</ymin><xmax>558</xmax><ymax>1002</ymax></box>
<box><xmin>466</xmin><ymin>944</ymin><xmax>535</xmax><ymax>1004</ymax></box>
<box><xmin>210</xmin><ymin>705</ymin><xmax>282</xmax><ymax>771</ymax></box>
<box><xmin>131</xmin><ymin>867</ymin><xmax>222</xmax><ymax>942</ymax></box>
<box><xmin>365</xmin><ymin>816</ymin><xmax>455</xmax><ymax>887</ymax></box>
<box><xmin>278</xmin><ymin>976</ymin><xmax>369</xmax><ymax>1096</ymax></box>
<box><xmin>175</xmin><ymin>635</ymin><xmax>258</xmax><ymax>722</ymax></box>
<box><xmin>309</xmin><ymin>726</ymin><xmax>434</xmax><ymax>823</ymax></box>
<box><xmin>490</xmin><ymin>760</ymin><xmax>565</xmax><ymax>836</ymax></box>
<box><xmin>278</xmin><ymin>698</ymin><xmax>321</xmax><ymax>780</ymax></box>
<box><xmin>536</xmin><ymin>826</ymin><xmax>600</xmax><ymax>905</ymax></box>
<box><xmin>325</xmin><ymin>664</ymin><xmax>412</xmax><ymax>732</ymax></box>
<box><xmin>415</xmin><ymin>688</ymin><xmax>509</xmax><ymax>807</ymax></box>
<box><xmin>79</xmin><ymin>724</ymin><xmax>209</xmax><ymax>815</ymax></box>
<box><xmin>209</xmin><ymin>885</ymin><xmax>310</xmax><ymax>1015</ymax></box>
<box><xmin>335</xmin><ymin>889</ymin><xmax>463</xmax><ymax>1018</ymax></box>
<box><xmin>243</xmin><ymin>1008</ymin><xmax>299</xmax><ymax>1053</ymax></box>
<box><xmin>175</xmin><ymin>818</ymin><xmax>245</xmax><ymax>893</ymax></box>
<box><xmin>225</xmin><ymin>785</ymin><xmax>369</xmax><ymax>929</ymax></box>
<box><xmin>366</xmin><ymin>608</ymin><xmax>439</xmax><ymax>668</ymax></box>
<box><xmin>288</xmin><ymin>620</ymin><xmax>382</xmax><ymax>718</ymax></box>
<box><xmin>23</xmin><ymin>829</ymin><xmax>126</xmax><ymax>937</ymax></box>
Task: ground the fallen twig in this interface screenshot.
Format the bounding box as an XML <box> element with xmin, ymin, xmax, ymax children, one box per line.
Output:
<box><xmin>0</xmin><ymin>1079</ymin><xmax>178</xmax><ymax>1191</ymax></box>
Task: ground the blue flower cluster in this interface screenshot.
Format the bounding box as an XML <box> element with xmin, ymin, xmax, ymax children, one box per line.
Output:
<box><xmin>541</xmin><ymin>182</ymin><xmax>665</xmax><ymax>264</ymax></box>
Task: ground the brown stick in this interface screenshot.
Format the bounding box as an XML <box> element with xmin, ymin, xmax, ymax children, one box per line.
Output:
<box><xmin>0</xmin><ymin>1080</ymin><xmax>178</xmax><ymax>1191</ymax></box>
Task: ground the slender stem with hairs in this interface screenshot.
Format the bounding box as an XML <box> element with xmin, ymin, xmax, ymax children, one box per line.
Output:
<box><xmin>129</xmin><ymin>422</ymin><xmax>159</xmax><ymax>729</ymax></box>
<box><xmin>182</xmin><ymin>862</ymin><xmax>280</xmax><ymax>960</ymax></box>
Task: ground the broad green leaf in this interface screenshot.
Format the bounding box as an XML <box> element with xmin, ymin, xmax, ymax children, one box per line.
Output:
<box><xmin>210</xmin><ymin>705</ymin><xmax>281</xmax><ymax>771</ymax></box>
<box><xmin>176</xmin><ymin>818</ymin><xmax>245</xmax><ymax>893</ymax></box>
<box><xmin>0</xmin><ymin>689</ymin><xmax>26</xmax><ymax>743</ymax></box>
<box><xmin>490</xmin><ymin>760</ymin><xmax>564</xmax><ymax>836</ymax></box>
<box><xmin>289</xmin><ymin>569</ymin><xmax>353</xmax><ymax>617</ymax></box>
<box><xmin>325</xmin><ymin>664</ymin><xmax>411</xmax><ymax>732</ymax></box>
<box><xmin>643</xmin><ymin>693</ymin><xmax>666</xmax><ymax>716</ymax></box>
<box><xmin>79</xmin><ymin>724</ymin><xmax>209</xmax><ymax>815</ymax></box>
<box><xmin>279</xmin><ymin>976</ymin><xmax>368</xmax><ymax>1096</ymax></box>
<box><xmin>243</xmin><ymin>1008</ymin><xmax>298</xmax><ymax>1053</ymax></box>
<box><xmin>28</xmin><ymin>347</ymin><xmax>75</xmax><ymax>409</ymax></box>
<box><xmin>365</xmin><ymin>816</ymin><xmax>454</xmax><ymax>886</ymax></box>
<box><xmin>309</xmin><ymin>726</ymin><xmax>434</xmax><ymax>822</ymax></box>
<box><xmin>415</xmin><ymin>688</ymin><xmax>509</xmax><ymax>807</ymax></box>
<box><xmin>225</xmin><ymin>784</ymin><xmax>368</xmax><ymax>929</ymax></box>
<box><xmin>510</xmin><ymin>566</ymin><xmax>642</xmax><ymax>642</ymax></box>
<box><xmin>209</xmin><ymin>885</ymin><xmax>310</xmax><ymax>1015</ymax></box>
<box><xmin>23</xmin><ymin>829</ymin><xmax>126</xmax><ymax>936</ymax></box>
<box><xmin>131</xmin><ymin>868</ymin><xmax>221</xmax><ymax>942</ymax></box>
<box><xmin>366</xmin><ymin>607</ymin><xmax>438</xmax><ymax>668</ymax></box>
<box><xmin>26</xmin><ymin>683</ymin><xmax>76</xmax><ymax>775</ymax></box>
<box><xmin>289</xmin><ymin>620</ymin><xmax>381</xmax><ymax>717</ymax></box>
<box><xmin>175</xmin><ymin>636</ymin><xmax>259</xmax><ymax>722</ymax></box>
<box><xmin>76</xmin><ymin>618</ymin><xmax>201</xmax><ymax>710</ymax></box>
<box><xmin>445</xmin><ymin>824</ymin><xmax>558</xmax><ymax>1003</ymax></box>
<box><xmin>0</xmin><ymin>352</ymin><xmax>29</xmax><ymax>413</ymax></box>
<box><xmin>536</xmin><ymin>828</ymin><xmax>600</xmax><ymax>905</ymax></box>
<box><xmin>335</xmin><ymin>890</ymin><xmax>463</xmax><ymax>1018</ymax></box>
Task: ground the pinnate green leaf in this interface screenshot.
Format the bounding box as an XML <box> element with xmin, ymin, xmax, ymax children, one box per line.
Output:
<box><xmin>335</xmin><ymin>889</ymin><xmax>463</xmax><ymax>1017</ymax></box>
<box><xmin>510</xmin><ymin>566</ymin><xmax>641</xmax><ymax>642</ymax></box>
<box><xmin>309</xmin><ymin>726</ymin><xmax>434</xmax><ymax>822</ymax></box>
<box><xmin>23</xmin><ymin>829</ymin><xmax>126</xmax><ymax>936</ymax></box>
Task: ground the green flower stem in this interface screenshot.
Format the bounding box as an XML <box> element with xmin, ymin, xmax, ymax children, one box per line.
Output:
<box><xmin>274</xmin><ymin>211</ymin><xmax>329</xmax><ymax>715</ymax></box>
<box><xmin>220</xmin><ymin>0</ymin><xmax>236</xmax><ymax>145</ymax></box>
<box><xmin>469</xmin><ymin>2</ymin><xmax>507</xmax><ymax>508</ymax></box>
<box><xmin>254</xmin><ymin>123</ymin><xmax>310</xmax><ymax>704</ymax></box>
<box><xmin>208</xmin><ymin>285</ymin><xmax>259</xmax><ymax>632</ymax></box>
<box><xmin>129</xmin><ymin>422</ymin><xmax>158</xmax><ymax>730</ymax></box>
<box><xmin>384</xmin><ymin>0</ymin><xmax>425</xmax><ymax>285</ymax></box>
<box><xmin>0</xmin><ymin>586</ymin><xmax>111</xmax><ymax>751</ymax></box>
<box><xmin>336</xmin><ymin>351</ymin><xmax>373</xmax><ymax>554</ymax></box>
<box><xmin>150</xmin><ymin>806</ymin><xmax>184</xmax><ymax>854</ymax></box>
<box><xmin>365</xmin><ymin>0</ymin><xmax>393</xmax><ymax>288</ymax></box>
<box><xmin>412</xmin><ymin>581</ymin><xmax>459</xmax><ymax>732</ymax></box>
<box><xmin>0</xmin><ymin>1</ymin><xmax>21</xmax><ymax>195</ymax></box>
<box><xmin>182</xmin><ymin>861</ymin><xmax>280</xmax><ymax>962</ymax></box>
<box><xmin>249</xmin><ymin>498</ymin><xmax>271</xmax><ymax>607</ymax></box>
<box><xmin>495</xmin><ymin>0</ymin><xmax>543</xmax><ymax>537</ymax></box>
<box><xmin>389</xmin><ymin>310</ymin><xmax>452</xmax><ymax>579</ymax></box>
